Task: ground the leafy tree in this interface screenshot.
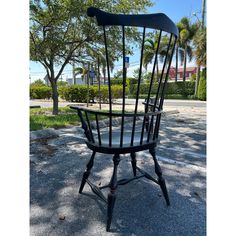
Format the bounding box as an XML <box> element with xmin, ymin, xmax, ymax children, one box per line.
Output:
<box><xmin>133</xmin><ymin>68</ymin><xmax>144</xmax><ymax>82</ymax></box>
<box><xmin>114</xmin><ymin>69</ymin><xmax>123</xmax><ymax>79</ymax></box>
<box><xmin>30</xmin><ymin>0</ymin><xmax>153</xmax><ymax>114</ymax></box>
<box><xmin>31</xmin><ymin>79</ymin><xmax>45</xmax><ymax>86</ymax></box>
<box><xmin>94</xmin><ymin>48</ymin><xmax>116</xmax><ymax>84</ymax></box>
<box><xmin>57</xmin><ymin>80</ymin><xmax>68</xmax><ymax>87</ymax></box>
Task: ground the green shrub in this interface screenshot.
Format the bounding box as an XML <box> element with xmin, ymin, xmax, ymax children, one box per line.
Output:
<box><xmin>111</xmin><ymin>78</ymin><xmax>124</xmax><ymax>85</ymax></box>
<box><xmin>30</xmin><ymin>85</ymin><xmax>52</xmax><ymax>99</ymax></box>
<box><xmin>130</xmin><ymin>83</ymin><xmax>157</xmax><ymax>95</ymax></box>
<box><xmin>95</xmin><ymin>85</ymin><xmax>123</xmax><ymax>102</ymax></box>
<box><xmin>58</xmin><ymin>86</ymin><xmax>67</xmax><ymax>99</ymax></box>
<box><xmin>130</xmin><ymin>81</ymin><xmax>195</xmax><ymax>97</ymax></box>
<box><xmin>111</xmin><ymin>85</ymin><xmax>123</xmax><ymax>99</ymax></box>
<box><xmin>60</xmin><ymin>85</ymin><xmax>97</xmax><ymax>102</ymax></box>
<box><xmin>190</xmin><ymin>73</ymin><xmax>196</xmax><ymax>82</ymax></box>
<box><xmin>57</xmin><ymin>80</ymin><xmax>68</xmax><ymax>87</ymax></box>
<box><xmin>96</xmin><ymin>85</ymin><xmax>109</xmax><ymax>103</ymax></box>
<box><xmin>166</xmin><ymin>82</ymin><xmax>195</xmax><ymax>96</ymax></box>
<box><xmin>197</xmin><ymin>69</ymin><xmax>207</xmax><ymax>101</ymax></box>
<box><xmin>59</xmin><ymin>84</ymin><xmax>123</xmax><ymax>103</ymax></box>
<box><xmin>127</xmin><ymin>77</ymin><xmax>138</xmax><ymax>94</ymax></box>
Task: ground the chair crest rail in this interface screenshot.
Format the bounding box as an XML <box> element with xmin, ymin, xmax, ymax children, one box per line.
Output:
<box><xmin>87</xmin><ymin>7</ymin><xmax>179</xmax><ymax>38</ymax></box>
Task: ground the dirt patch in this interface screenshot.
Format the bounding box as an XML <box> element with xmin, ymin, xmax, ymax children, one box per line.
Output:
<box><xmin>30</xmin><ymin>138</ymin><xmax>58</xmax><ymax>157</ymax></box>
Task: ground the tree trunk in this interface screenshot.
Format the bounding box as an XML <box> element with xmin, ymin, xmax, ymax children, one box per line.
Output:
<box><xmin>72</xmin><ymin>60</ymin><xmax>76</xmax><ymax>85</ymax></box>
<box><xmin>175</xmin><ymin>43</ymin><xmax>178</xmax><ymax>82</ymax></box>
<box><xmin>195</xmin><ymin>65</ymin><xmax>201</xmax><ymax>97</ymax></box>
<box><xmin>156</xmin><ymin>60</ymin><xmax>159</xmax><ymax>83</ymax></box>
<box><xmin>51</xmin><ymin>80</ymin><xmax>59</xmax><ymax>115</ymax></box>
<box><xmin>103</xmin><ymin>68</ymin><xmax>106</xmax><ymax>84</ymax></box>
<box><xmin>47</xmin><ymin>67</ymin><xmax>59</xmax><ymax>115</ymax></box>
<box><xmin>183</xmin><ymin>44</ymin><xmax>187</xmax><ymax>82</ymax></box>
<box><xmin>201</xmin><ymin>0</ymin><xmax>206</xmax><ymax>28</ymax></box>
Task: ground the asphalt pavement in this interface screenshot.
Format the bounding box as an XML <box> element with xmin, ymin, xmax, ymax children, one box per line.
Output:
<box><xmin>30</xmin><ymin>102</ymin><xmax>206</xmax><ymax>235</ymax></box>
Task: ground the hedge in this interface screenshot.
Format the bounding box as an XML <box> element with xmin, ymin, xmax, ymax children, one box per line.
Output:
<box><xmin>166</xmin><ymin>81</ymin><xmax>195</xmax><ymax>96</ymax></box>
<box><xmin>198</xmin><ymin>69</ymin><xmax>207</xmax><ymax>101</ymax></box>
<box><xmin>111</xmin><ymin>77</ymin><xmax>138</xmax><ymax>95</ymax></box>
<box><xmin>59</xmin><ymin>85</ymin><xmax>123</xmax><ymax>103</ymax></box>
<box><xmin>30</xmin><ymin>85</ymin><xmax>52</xmax><ymax>99</ymax></box>
<box><xmin>30</xmin><ymin>80</ymin><xmax>196</xmax><ymax>101</ymax></box>
<box><xmin>130</xmin><ymin>81</ymin><xmax>195</xmax><ymax>97</ymax></box>
<box><xmin>111</xmin><ymin>78</ymin><xmax>124</xmax><ymax>85</ymax></box>
<box><xmin>59</xmin><ymin>85</ymin><xmax>95</xmax><ymax>102</ymax></box>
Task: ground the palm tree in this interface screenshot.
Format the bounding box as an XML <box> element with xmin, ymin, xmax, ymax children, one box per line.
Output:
<box><xmin>175</xmin><ymin>41</ymin><xmax>179</xmax><ymax>82</ymax></box>
<box><xmin>94</xmin><ymin>48</ymin><xmax>115</xmax><ymax>84</ymax></box>
<box><xmin>143</xmin><ymin>33</ymin><xmax>170</xmax><ymax>82</ymax></box>
<box><xmin>193</xmin><ymin>27</ymin><xmax>206</xmax><ymax>68</ymax></box>
<box><xmin>143</xmin><ymin>37</ymin><xmax>157</xmax><ymax>71</ymax></box>
<box><xmin>177</xmin><ymin>17</ymin><xmax>197</xmax><ymax>81</ymax></box>
<box><xmin>74</xmin><ymin>66</ymin><xmax>88</xmax><ymax>80</ymax></box>
<box><xmin>193</xmin><ymin>26</ymin><xmax>206</xmax><ymax>95</ymax></box>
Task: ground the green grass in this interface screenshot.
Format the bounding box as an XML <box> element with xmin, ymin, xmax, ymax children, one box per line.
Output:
<box><xmin>30</xmin><ymin>107</ymin><xmax>110</xmax><ymax>131</ymax></box>
<box><xmin>30</xmin><ymin>107</ymin><xmax>80</xmax><ymax>131</ymax></box>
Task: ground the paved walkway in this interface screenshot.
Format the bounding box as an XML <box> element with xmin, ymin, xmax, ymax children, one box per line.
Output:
<box><xmin>30</xmin><ymin>99</ymin><xmax>206</xmax><ymax>109</ymax></box>
<box><xmin>30</xmin><ymin>105</ymin><xmax>206</xmax><ymax>235</ymax></box>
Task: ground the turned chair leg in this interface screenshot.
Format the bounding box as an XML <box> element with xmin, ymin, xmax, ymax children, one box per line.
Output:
<box><xmin>106</xmin><ymin>154</ymin><xmax>120</xmax><ymax>232</ymax></box>
<box><xmin>79</xmin><ymin>151</ymin><xmax>96</xmax><ymax>194</ymax></box>
<box><xmin>149</xmin><ymin>148</ymin><xmax>170</xmax><ymax>206</ymax></box>
<box><xmin>130</xmin><ymin>152</ymin><xmax>137</xmax><ymax>176</ymax></box>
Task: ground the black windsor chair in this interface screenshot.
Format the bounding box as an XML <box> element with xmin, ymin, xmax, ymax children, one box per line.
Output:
<box><xmin>71</xmin><ymin>7</ymin><xmax>179</xmax><ymax>232</ymax></box>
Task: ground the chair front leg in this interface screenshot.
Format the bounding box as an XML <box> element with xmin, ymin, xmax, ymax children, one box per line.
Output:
<box><xmin>107</xmin><ymin>154</ymin><xmax>120</xmax><ymax>232</ymax></box>
<box><xmin>79</xmin><ymin>151</ymin><xmax>96</xmax><ymax>194</ymax></box>
<box><xmin>149</xmin><ymin>148</ymin><xmax>170</xmax><ymax>206</ymax></box>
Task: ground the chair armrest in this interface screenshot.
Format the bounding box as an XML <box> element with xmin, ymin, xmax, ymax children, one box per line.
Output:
<box><xmin>71</xmin><ymin>105</ymin><xmax>163</xmax><ymax>117</ymax></box>
<box><xmin>70</xmin><ymin>105</ymin><xmax>82</xmax><ymax>111</ymax></box>
<box><xmin>70</xmin><ymin>106</ymin><xmax>92</xmax><ymax>141</ymax></box>
<box><xmin>142</xmin><ymin>101</ymin><xmax>159</xmax><ymax>110</ymax></box>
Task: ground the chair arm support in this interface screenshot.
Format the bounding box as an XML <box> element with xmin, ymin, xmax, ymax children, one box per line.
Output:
<box><xmin>70</xmin><ymin>106</ymin><xmax>92</xmax><ymax>141</ymax></box>
<box><xmin>142</xmin><ymin>101</ymin><xmax>159</xmax><ymax>110</ymax></box>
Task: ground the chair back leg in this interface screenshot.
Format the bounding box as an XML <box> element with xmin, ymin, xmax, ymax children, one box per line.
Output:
<box><xmin>79</xmin><ymin>151</ymin><xmax>96</xmax><ymax>194</ymax></box>
<box><xmin>149</xmin><ymin>148</ymin><xmax>170</xmax><ymax>206</ymax></box>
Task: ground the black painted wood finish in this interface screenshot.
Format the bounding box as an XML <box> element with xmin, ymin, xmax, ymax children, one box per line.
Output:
<box><xmin>79</xmin><ymin>151</ymin><xmax>96</xmax><ymax>193</ymax></box>
<box><xmin>71</xmin><ymin>7</ymin><xmax>178</xmax><ymax>232</ymax></box>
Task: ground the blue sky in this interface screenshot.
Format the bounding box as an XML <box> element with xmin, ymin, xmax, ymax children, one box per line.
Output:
<box><xmin>30</xmin><ymin>0</ymin><xmax>204</xmax><ymax>82</ymax></box>
<box><xmin>148</xmin><ymin>0</ymin><xmax>203</xmax><ymax>22</ymax></box>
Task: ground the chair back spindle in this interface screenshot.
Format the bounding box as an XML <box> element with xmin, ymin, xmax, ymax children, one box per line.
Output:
<box><xmin>71</xmin><ymin>7</ymin><xmax>179</xmax><ymax>152</ymax></box>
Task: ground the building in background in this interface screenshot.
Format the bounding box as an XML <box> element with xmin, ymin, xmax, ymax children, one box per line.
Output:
<box><xmin>169</xmin><ymin>67</ymin><xmax>197</xmax><ymax>81</ymax></box>
<box><xmin>43</xmin><ymin>74</ymin><xmax>50</xmax><ymax>85</ymax></box>
<box><xmin>66</xmin><ymin>77</ymin><xmax>85</xmax><ymax>85</ymax></box>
